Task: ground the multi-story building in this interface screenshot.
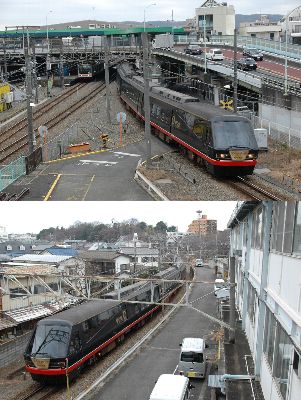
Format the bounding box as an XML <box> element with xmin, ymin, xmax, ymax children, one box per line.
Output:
<box><xmin>228</xmin><ymin>201</ymin><xmax>301</xmax><ymax>400</ymax></box>
<box><xmin>187</xmin><ymin>214</ymin><xmax>217</xmax><ymax>235</ymax></box>
<box><xmin>195</xmin><ymin>0</ymin><xmax>235</xmax><ymax>38</ymax></box>
<box><xmin>239</xmin><ymin>15</ymin><xmax>282</xmax><ymax>41</ymax></box>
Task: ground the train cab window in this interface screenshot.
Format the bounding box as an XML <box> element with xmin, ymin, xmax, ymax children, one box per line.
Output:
<box><xmin>69</xmin><ymin>334</ymin><xmax>82</xmax><ymax>354</ymax></box>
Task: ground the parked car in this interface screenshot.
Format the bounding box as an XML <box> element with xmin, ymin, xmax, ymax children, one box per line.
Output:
<box><xmin>242</xmin><ymin>48</ymin><xmax>263</xmax><ymax>61</ymax></box>
<box><xmin>185</xmin><ymin>44</ymin><xmax>203</xmax><ymax>55</ymax></box>
<box><xmin>214</xmin><ymin>278</ymin><xmax>225</xmax><ymax>295</ymax></box>
<box><xmin>195</xmin><ymin>259</ymin><xmax>203</xmax><ymax>267</ymax></box>
<box><xmin>237</xmin><ymin>57</ymin><xmax>257</xmax><ymax>71</ymax></box>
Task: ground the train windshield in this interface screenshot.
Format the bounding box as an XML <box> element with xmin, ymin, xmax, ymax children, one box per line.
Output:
<box><xmin>79</xmin><ymin>65</ymin><xmax>91</xmax><ymax>73</ymax></box>
<box><xmin>212</xmin><ymin>120</ymin><xmax>257</xmax><ymax>149</ymax></box>
<box><xmin>31</xmin><ymin>325</ymin><xmax>70</xmax><ymax>358</ymax></box>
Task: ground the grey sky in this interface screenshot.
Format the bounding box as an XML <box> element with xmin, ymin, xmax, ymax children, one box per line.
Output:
<box><xmin>0</xmin><ymin>201</ymin><xmax>236</xmax><ymax>234</ymax></box>
<box><xmin>1</xmin><ymin>1</ymin><xmax>299</xmax><ymax>30</ymax></box>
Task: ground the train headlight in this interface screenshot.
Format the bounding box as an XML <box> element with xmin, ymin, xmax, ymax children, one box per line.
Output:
<box><xmin>247</xmin><ymin>153</ymin><xmax>257</xmax><ymax>159</ymax></box>
<box><xmin>216</xmin><ymin>152</ymin><xmax>229</xmax><ymax>160</ymax></box>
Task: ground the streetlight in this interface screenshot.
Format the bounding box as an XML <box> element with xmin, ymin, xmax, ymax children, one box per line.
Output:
<box><xmin>46</xmin><ymin>10</ymin><xmax>53</xmax><ymax>53</ymax></box>
<box><xmin>144</xmin><ymin>3</ymin><xmax>156</xmax><ymax>32</ymax></box>
<box><xmin>196</xmin><ymin>210</ymin><xmax>202</xmax><ymax>259</ymax></box>
<box><xmin>203</xmin><ymin>14</ymin><xmax>207</xmax><ymax>73</ymax></box>
<box><xmin>284</xmin><ymin>13</ymin><xmax>289</xmax><ymax>96</ymax></box>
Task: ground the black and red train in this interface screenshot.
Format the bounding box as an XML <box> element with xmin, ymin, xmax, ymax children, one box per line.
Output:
<box><xmin>24</xmin><ymin>267</ymin><xmax>183</xmax><ymax>384</ymax></box>
<box><xmin>116</xmin><ymin>63</ymin><xmax>258</xmax><ymax>176</ymax></box>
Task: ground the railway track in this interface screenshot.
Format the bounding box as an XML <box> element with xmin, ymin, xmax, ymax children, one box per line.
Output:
<box><xmin>228</xmin><ymin>176</ymin><xmax>287</xmax><ymax>201</ymax></box>
<box><xmin>18</xmin><ymin>385</ymin><xmax>59</xmax><ymax>400</ymax></box>
<box><xmin>0</xmin><ymin>82</ymin><xmax>86</xmax><ymax>147</ymax></box>
<box><xmin>0</xmin><ymin>82</ymin><xmax>106</xmax><ymax>164</ymax></box>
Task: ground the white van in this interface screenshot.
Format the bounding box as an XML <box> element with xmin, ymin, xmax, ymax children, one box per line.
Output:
<box><xmin>214</xmin><ymin>278</ymin><xmax>225</xmax><ymax>295</ymax></box>
<box><xmin>206</xmin><ymin>48</ymin><xmax>224</xmax><ymax>61</ymax></box>
<box><xmin>149</xmin><ymin>374</ymin><xmax>191</xmax><ymax>400</ymax></box>
<box><xmin>177</xmin><ymin>337</ymin><xmax>207</xmax><ymax>379</ymax></box>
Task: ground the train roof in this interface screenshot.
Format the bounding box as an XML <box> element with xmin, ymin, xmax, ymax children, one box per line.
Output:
<box><xmin>118</xmin><ymin>63</ymin><xmax>247</xmax><ymax>121</ymax></box>
<box><xmin>37</xmin><ymin>300</ymin><xmax>118</xmax><ymax>326</ymax></box>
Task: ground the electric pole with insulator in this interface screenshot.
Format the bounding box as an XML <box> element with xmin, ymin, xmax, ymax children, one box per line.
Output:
<box><xmin>142</xmin><ymin>32</ymin><xmax>152</xmax><ymax>163</ymax></box>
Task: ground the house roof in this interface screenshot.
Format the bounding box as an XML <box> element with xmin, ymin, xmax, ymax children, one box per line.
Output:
<box><xmin>45</xmin><ymin>247</ymin><xmax>78</xmax><ymax>257</ymax></box>
<box><xmin>0</xmin><ymin>318</ymin><xmax>17</xmax><ymax>331</ymax></box>
<box><xmin>120</xmin><ymin>247</ymin><xmax>159</xmax><ymax>256</ymax></box>
<box><xmin>0</xmin><ymin>263</ymin><xmax>58</xmax><ymax>275</ymax></box>
<box><xmin>3</xmin><ymin>297</ymin><xmax>81</xmax><ymax>324</ymax></box>
<box><xmin>78</xmin><ymin>250</ymin><xmax>129</xmax><ymax>261</ymax></box>
<box><xmin>0</xmin><ymin>242</ymin><xmax>33</xmax><ymax>254</ymax></box>
<box><xmin>11</xmin><ymin>254</ymin><xmax>73</xmax><ymax>263</ymax></box>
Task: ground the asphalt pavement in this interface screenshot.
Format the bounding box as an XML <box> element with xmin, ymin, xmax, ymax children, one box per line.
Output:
<box><xmin>86</xmin><ymin>266</ymin><xmax>219</xmax><ymax>400</ymax></box>
<box><xmin>5</xmin><ymin>136</ymin><xmax>171</xmax><ymax>201</ymax></box>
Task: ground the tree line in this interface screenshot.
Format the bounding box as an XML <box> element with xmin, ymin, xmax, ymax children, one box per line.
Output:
<box><xmin>37</xmin><ymin>219</ymin><xmax>178</xmax><ymax>242</ymax></box>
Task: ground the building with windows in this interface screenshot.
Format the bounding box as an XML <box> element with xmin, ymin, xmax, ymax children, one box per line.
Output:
<box><xmin>195</xmin><ymin>0</ymin><xmax>235</xmax><ymax>39</ymax></box>
<box><xmin>187</xmin><ymin>214</ymin><xmax>217</xmax><ymax>235</ymax></box>
<box><xmin>239</xmin><ymin>15</ymin><xmax>282</xmax><ymax>41</ymax></box>
<box><xmin>228</xmin><ymin>201</ymin><xmax>301</xmax><ymax>400</ymax></box>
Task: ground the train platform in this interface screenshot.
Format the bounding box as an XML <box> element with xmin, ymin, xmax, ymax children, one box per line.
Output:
<box><xmin>4</xmin><ymin>138</ymin><xmax>171</xmax><ymax>201</ymax></box>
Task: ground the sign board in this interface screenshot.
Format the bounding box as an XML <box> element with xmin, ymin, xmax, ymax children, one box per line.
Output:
<box><xmin>38</xmin><ymin>126</ymin><xmax>48</xmax><ymax>141</ymax></box>
<box><xmin>117</xmin><ymin>112</ymin><xmax>126</xmax><ymax>123</ymax></box>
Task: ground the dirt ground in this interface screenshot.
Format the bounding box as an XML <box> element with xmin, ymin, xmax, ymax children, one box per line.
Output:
<box><xmin>258</xmin><ymin>138</ymin><xmax>301</xmax><ymax>182</ymax></box>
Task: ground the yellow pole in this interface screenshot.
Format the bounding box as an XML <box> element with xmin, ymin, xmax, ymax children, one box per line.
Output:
<box><xmin>120</xmin><ymin>118</ymin><xmax>123</xmax><ymax>146</ymax></box>
<box><xmin>66</xmin><ymin>358</ymin><xmax>71</xmax><ymax>400</ymax></box>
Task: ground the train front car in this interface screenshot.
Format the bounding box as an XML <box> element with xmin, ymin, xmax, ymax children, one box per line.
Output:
<box><xmin>78</xmin><ymin>64</ymin><xmax>93</xmax><ymax>79</ymax></box>
<box><xmin>210</xmin><ymin>115</ymin><xmax>258</xmax><ymax>176</ymax></box>
<box><xmin>24</xmin><ymin>319</ymin><xmax>73</xmax><ymax>384</ymax></box>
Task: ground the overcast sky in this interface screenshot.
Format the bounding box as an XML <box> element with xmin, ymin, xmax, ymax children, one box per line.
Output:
<box><xmin>0</xmin><ymin>201</ymin><xmax>237</xmax><ymax>234</ymax></box>
<box><xmin>1</xmin><ymin>1</ymin><xmax>299</xmax><ymax>31</ymax></box>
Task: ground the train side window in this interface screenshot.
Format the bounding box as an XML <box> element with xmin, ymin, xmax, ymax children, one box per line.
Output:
<box><xmin>82</xmin><ymin>321</ymin><xmax>89</xmax><ymax>332</ymax></box>
<box><xmin>69</xmin><ymin>334</ymin><xmax>81</xmax><ymax>354</ymax></box>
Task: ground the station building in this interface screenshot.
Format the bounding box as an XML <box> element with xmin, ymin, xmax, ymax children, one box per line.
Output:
<box><xmin>228</xmin><ymin>201</ymin><xmax>301</xmax><ymax>400</ymax></box>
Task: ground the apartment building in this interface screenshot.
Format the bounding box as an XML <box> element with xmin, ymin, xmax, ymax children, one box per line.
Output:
<box><xmin>228</xmin><ymin>201</ymin><xmax>301</xmax><ymax>400</ymax></box>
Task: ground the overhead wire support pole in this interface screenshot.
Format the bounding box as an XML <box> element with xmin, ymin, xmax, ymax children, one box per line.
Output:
<box><xmin>284</xmin><ymin>15</ymin><xmax>288</xmax><ymax>97</ymax></box>
<box><xmin>104</xmin><ymin>35</ymin><xmax>111</xmax><ymax>124</ymax></box>
<box><xmin>229</xmin><ymin>256</ymin><xmax>236</xmax><ymax>343</ymax></box>
<box><xmin>59</xmin><ymin>42</ymin><xmax>64</xmax><ymax>90</ymax></box>
<box><xmin>203</xmin><ymin>14</ymin><xmax>207</xmax><ymax>74</ymax></box>
<box><xmin>233</xmin><ymin>28</ymin><xmax>238</xmax><ymax>113</ymax></box>
<box><xmin>142</xmin><ymin>32</ymin><xmax>152</xmax><ymax>164</ymax></box>
<box><xmin>25</xmin><ymin>32</ymin><xmax>34</xmax><ymax>154</ymax></box>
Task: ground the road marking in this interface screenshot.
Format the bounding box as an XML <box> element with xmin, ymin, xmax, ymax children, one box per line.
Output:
<box><xmin>82</xmin><ymin>174</ymin><xmax>95</xmax><ymax>201</ymax></box>
<box><xmin>78</xmin><ymin>160</ymin><xmax>118</xmax><ymax>166</ymax></box>
<box><xmin>113</xmin><ymin>151</ymin><xmax>141</xmax><ymax>157</ymax></box>
<box><xmin>43</xmin><ymin>174</ymin><xmax>61</xmax><ymax>201</ymax></box>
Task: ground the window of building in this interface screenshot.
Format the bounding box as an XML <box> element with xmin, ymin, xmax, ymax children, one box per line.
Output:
<box><xmin>293</xmin><ymin>350</ymin><xmax>300</xmax><ymax>375</ymax></box>
<box><xmin>251</xmin><ymin>207</ymin><xmax>263</xmax><ymax>249</ymax></box>
<box><xmin>263</xmin><ymin>308</ymin><xmax>277</xmax><ymax>369</ymax></box>
<box><xmin>283</xmin><ymin>202</ymin><xmax>296</xmax><ymax>253</ymax></box>
<box><xmin>273</xmin><ymin>325</ymin><xmax>292</xmax><ymax>398</ymax></box>
<box><xmin>271</xmin><ymin>202</ymin><xmax>285</xmax><ymax>252</ymax></box>
<box><xmin>293</xmin><ymin>202</ymin><xmax>301</xmax><ymax>254</ymax></box>
<box><xmin>247</xmin><ymin>283</ymin><xmax>256</xmax><ymax>325</ymax></box>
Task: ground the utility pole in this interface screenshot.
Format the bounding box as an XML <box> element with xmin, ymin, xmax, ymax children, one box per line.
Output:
<box><xmin>103</xmin><ymin>35</ymin><xmax>111</xmax><ymax>123</ymax></box>
<box><xmin>31</xmin><ymin>39</ymin><xmax>39</xmax><ymax>104</ymax></box>
<box><xmin>142</xmin><ymin>32</ymin><xmax>152</xmax><ymax>163</ymax></box>
<box><xmin>59</xmin><ymin>42</ymin><xmax>64</xmax><ymax>90</ymax></box>
<box><xmin>229</xmin><ymin>256</ymin><xmax>236</xmax><ymax>343</ymax></box>
<box><xmin>25</xmin><ymin>33</ymin><xmax>34</xmax><ymax>154</ymax></box>
<box><xmin>3</xmin><ymin>38</ymin><xmax>8</xmax><ymax>80</ymax></box>
<box><xmin>233</xmin><ymin>28</ymin><xmax>238</xmax><ymax>113</ymax></box>
<box><xmin>203</xmin><ymin>15</ymin><xmax>207</xmax><ymax>74</ymax></box>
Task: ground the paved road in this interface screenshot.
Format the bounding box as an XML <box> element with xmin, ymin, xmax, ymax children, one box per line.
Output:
<box><xmin>9</xmin><ymin>136</ymin><xmax>171</xmax><ymax>200</ymax></box>
<box><xmin>86</xmin><ymin>267</ymin><xmax>219</xmax><ymax>400</ymax></box>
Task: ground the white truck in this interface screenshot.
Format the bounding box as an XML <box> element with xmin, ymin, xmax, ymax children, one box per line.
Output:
<box><xmin>152</xmin><ymin>33</ymin><xmax>174</xmax><ymax>50</ymax></box>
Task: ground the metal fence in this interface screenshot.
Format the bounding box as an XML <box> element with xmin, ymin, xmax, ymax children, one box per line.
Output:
<box><xmin>0</xmin><ymin>156</ymin><xmax>26</xmax><ymax>191</ymax></box>
<box><xmin>0</xmin><ymin>331</ymin><xmax>31</xmax><ymax>367</ymax></box>
<box><xmin>251</xmin><ymin>115</ymin><xmax>301</xmax><ymax>149</ymax></box>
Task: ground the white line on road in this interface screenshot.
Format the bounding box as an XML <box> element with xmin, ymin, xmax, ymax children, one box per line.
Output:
<box><xmin>113</xmin><ymin>151</ymin><xmax>141</xmax><ymax>157</ymax></box>
<box><xmin>79</xmin><ymin>160</ymin><xmax>118</xmax><ymax>165</ymax></box>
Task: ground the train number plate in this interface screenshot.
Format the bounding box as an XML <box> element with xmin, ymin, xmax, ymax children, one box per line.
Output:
<box><xmin>187</xmin><ymin>372</ymin><xmax>197</xmax><ymax>378</ymax></box>
<box><xmin>31</xmin><ymin>357</ymin><xmax>50</xmax><ymax>369</ymax></box>
<box><xmin>229</xmin><ymin>150</ymin><xmax>248</xmax><ymax>161</ymax></box>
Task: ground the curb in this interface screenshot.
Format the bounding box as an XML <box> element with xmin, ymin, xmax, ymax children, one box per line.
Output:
<box><xmin>134</xmin><ymin>158</ymin><xmax>169</xmax><ymax>201</ymax></box>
